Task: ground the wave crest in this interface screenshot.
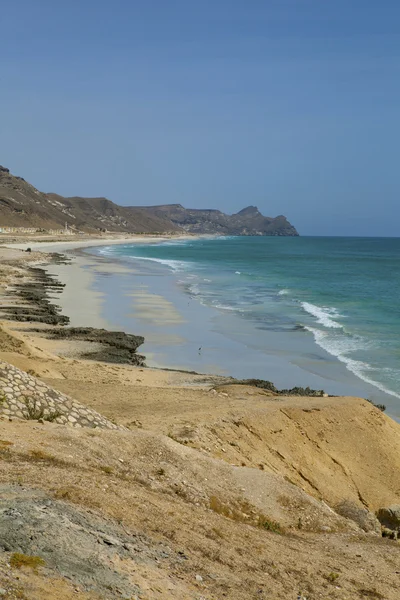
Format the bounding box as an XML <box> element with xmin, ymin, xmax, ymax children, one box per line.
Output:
<box><xmin>301</xmin><ymin>302</ymin><xmax>343</xmax><ymax>329</ymax></box>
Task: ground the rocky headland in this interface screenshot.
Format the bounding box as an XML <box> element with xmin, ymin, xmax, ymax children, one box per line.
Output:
<box><xmin>0</xmin><ymin>165</ymin><xmax>298</xmax><ymax>236</ymax></box>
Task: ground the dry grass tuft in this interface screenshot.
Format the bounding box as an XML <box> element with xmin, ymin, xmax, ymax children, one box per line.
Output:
<box><xmin>0</xmin><ymin>439</ymin><xmax>13</xmax><ymax>447</ymax></box>
<box><xmin>100</xmin><ymin>465</ymin><xmax>114</xmax><ymax>475</ymax></box>
<box><xmin>209</xmin><ymin>495</ymin><xmax>283</xmax><ymax>533</ymax></box>
<box><xmin>10</xmin><ymin>553</ymin><xmax>45</xmax><ymax>571</ymax></box>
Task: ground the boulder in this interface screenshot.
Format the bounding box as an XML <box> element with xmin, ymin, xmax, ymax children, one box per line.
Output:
<box><xmin>376</xmin><ymin>505</ymin><xmax>400</xmax><ymax>530</ymax></box>
<box><xmin>335</xmin><ymin>499</ymin><xmax>381</xmax><ymax>534</ymax></box>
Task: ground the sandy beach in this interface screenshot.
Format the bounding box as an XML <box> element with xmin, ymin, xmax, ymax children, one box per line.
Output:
<box><xmin>10</xmin><ymin>235</ymin><xmax>397</xmax><ymax>422</ymax></box>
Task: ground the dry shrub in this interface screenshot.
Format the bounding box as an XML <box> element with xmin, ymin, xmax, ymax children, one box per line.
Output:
<box><xmin>10</xmin><ymin>553</ymin><xmax>45</xmax><ymax>571</ymax></box>
<box><xmin>100</xmin><ymin>465</ymin><xmax>114</xmax><ymax>475</ymax></box>
<box><xmin>209</xmin><ymin>495</ymin><xmax>283</xmax><ymax>533</ymax></box>
<box><xmin>0</xmin><ymin>439</ymin><xmax>13</xmax><ymax>447</ymax></box>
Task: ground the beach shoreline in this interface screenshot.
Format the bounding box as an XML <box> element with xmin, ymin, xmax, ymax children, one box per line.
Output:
<box><xmin>1</xmin><ymin>236</ymin><xmax>399</xmax><ymax>421</ymax></box>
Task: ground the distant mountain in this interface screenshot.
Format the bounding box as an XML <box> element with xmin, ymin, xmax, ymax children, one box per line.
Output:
<box><xmin>137</xmin><ymin>203</ymin><xmax>299</xmax><ymax>236</ymax></box>
<box><xmin>0</xmin><ymin>165</ymin><xmax>299</xmax><ymax>236</ymax></box>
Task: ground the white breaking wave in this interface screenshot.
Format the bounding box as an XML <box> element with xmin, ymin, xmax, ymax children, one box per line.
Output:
<box><xmin>125</xmin><ymin>255</ymin><xmax>189</xmax><ymax>272</ymax></box>
<box><xmin>235</xmin><ymin>271</ymin><xmax>241</xmax><ymax>275</ymax></box>
<box><xmin>97</xmin><ymin>246</ymin><xmax>113</xmax><ymax>255</ymax></box>
<box><xmin>278</xmin><ymin>289</ymin><xmax>289</xmax><ymax>296</ymax></box>
<box><xmin>301</xmin><ymin>302</ymin><xmax>343</xmax><ymax>329</ymax></box>
<box><xmin>214</xmin><ymin>304</ymin><xmax>237</xmax><ymax>311</ymax></box>
<box><xmin>305</xmin><ymin>326</ymin><xmax>400</xmax><ymax>400</ymax></box>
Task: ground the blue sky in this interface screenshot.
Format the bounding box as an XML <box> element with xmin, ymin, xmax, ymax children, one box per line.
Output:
<box><xmin>1</xmin><ymin>0</ymin><xmax>399</xmax><ymax>235</ymax></box>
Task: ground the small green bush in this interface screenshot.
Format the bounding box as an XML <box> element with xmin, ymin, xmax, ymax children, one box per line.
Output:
<box><xmin>366</xmin><ymin>399</ymin><xmax>386</xmax><ymax>412</ymax></box>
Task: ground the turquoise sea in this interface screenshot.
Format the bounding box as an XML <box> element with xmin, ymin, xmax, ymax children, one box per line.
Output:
<box><xmin>90</xmin><ymin>236</ymin><xmax>400</xmax><ymax>415</ymax></box>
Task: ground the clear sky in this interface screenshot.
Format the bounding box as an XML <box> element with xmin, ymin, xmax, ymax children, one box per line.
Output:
<box><xmin>1</xmin><ymin>0</ymin><xmax>399</xmax><ymax>235</ymax></box>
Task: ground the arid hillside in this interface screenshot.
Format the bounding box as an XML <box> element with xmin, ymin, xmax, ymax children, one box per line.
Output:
<box><xmin>0</xmin><ymin>166</ymin><xmax>180</xmax><ymax>233</ymax></box>
<box><xmin>0</xmin><ymin>165</ymin><xmax>298</xmax><ymax>235</ymax></box>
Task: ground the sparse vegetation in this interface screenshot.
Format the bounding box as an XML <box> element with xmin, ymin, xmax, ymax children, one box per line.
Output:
<box><xmin>229</xmin><ymin>378</ymin><xmax>326</xmax><ymax>397</ymax></box>
<box><xmin>262</xmin><ymin>519</ymin><xmax>283</xmax><ymax>534</ymax></box>
<box><xmin>0</xmin><ymin>439</ymin><xmax>13</xmax><ymax>447</ymax></box>
<box><xmin>100</xmin><ymin>465</ymin><xmax>114</xmax><ymax>475</ymax></box>
<box><xmin>209</xmin><ymin>495</ymin><xmax>283</xmax><ymax>533</ymax></box>
<box><xmin>53</xmin><ymin>487</ymin><xmax>73</xmax><ymax>500</ymax></box>
<box><xmin>10</xmin><ymin>553</ymin><xmax>45</xmax><ymax>571</ymax></box>
<box><xmin>22</xmin><ymin>397</ymin><xmax>45</xmax><ymax>420</ymax></box>
<box><xmin>27</xmin><ymin>449</ymin><xmax>71</xmax><ymax>468</ymax></box>
<box><xmin>325</xmin><ymin>572</ymin><xmax>340</xmax><ymax>583</ymax></box>
<box><xmin>29</xmin><ymin>449</ymin><xmax>57</xmax><ymax>462</ymax></box>
<box><xmin>27</xmin><ymin>368</ymin><xmax>39</xmax><ymax>377</ymax></box>
<box><xmin>366</xmin><ymin>399</ymin><xmax>386</xmax><ymax>412</ymax></box>
<box><xmin>22</xmin><ymin>397</ymin><xmax>62</xmax><ymax>422</ymax></box>
<box><xmin>358</xmin><ymin>590</ymin><xmax>385</xmax><ymax>599</ymax></box>
<box><xmin>44</xmin><ymin>410</ymin><xmax>63</xmax><ymax>422</ymax></box>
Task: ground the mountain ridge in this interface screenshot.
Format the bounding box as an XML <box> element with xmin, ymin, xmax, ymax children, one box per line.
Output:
<box><xmin>0</xmin><ymin>165</ymin><xmax>299</xmax><ymax>236</ymax></box>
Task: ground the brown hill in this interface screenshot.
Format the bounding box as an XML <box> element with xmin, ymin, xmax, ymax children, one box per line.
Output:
<box><xmin>0</xmin><ymin>165</ymin><xmax>299</xmax><ymax>235</ymax></box>
<box><xmin>0</xmin><ymin>166</ymin><xmax>179</xmax><ymax>233</ymax></box>
<box><xmin>46</xmin><ymin>193</ymin><xmax>181</xmax><ymax>233</ymax></box>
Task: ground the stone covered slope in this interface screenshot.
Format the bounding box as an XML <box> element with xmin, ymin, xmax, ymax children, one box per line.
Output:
<box><xmin>0</xmin><ymin>361</ymin><xmax>119</xmax><ymax>430</ymax></box>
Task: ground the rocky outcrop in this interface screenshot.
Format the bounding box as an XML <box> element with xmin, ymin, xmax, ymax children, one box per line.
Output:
<box><xmin>32</xmin><ymin>327</ymin><xmax>146</xmax><ymax>366</ymax></box>
<box><xmin>1</xmin><ymin>263</ymin><xmax>70</xmax><ymax>326</ymax></box>
<box><xmin>0</xmin><ymin>361</ymin><xmax>120</xmax><ymax>429</ymax></box>
<box><xmin>0</xmin><ymin>486</ymin><xmax>164</xmax><ymax>599</ymax></box>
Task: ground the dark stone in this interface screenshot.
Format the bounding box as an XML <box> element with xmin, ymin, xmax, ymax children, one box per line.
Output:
<box><xmin>30</xmin><ymin>327</ymin><xmax>146</xmax><ymax>366</ymax></box>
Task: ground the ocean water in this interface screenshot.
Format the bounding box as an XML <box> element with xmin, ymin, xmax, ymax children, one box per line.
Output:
<box><xmin>93</xmin><ymin>236</ymin><xmax>400</xmax><ymax>407</ymax></box>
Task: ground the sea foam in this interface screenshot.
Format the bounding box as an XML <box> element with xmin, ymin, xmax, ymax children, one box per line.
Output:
<box><xmin>125</xmin><ymin>255</ymin><xmax>189</xmax><ymax>272</ymax></box>
<box><xmin>305</xmin><ymin>326</ymin><xmax>400</xmax><ymax>400</ymax></box>
<box><xmin>301</xmin><ymin>302</ymin><xmax>343</xmax><ymax>329</ymax></box>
